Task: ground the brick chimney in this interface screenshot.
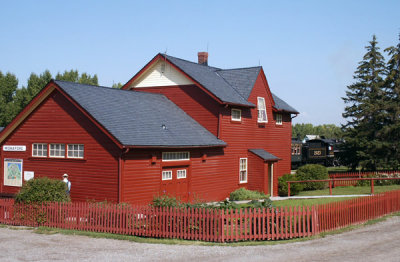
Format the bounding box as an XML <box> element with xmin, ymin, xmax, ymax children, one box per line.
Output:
<box><xmin>198</xmin><ymin>52</ymin><xmax>208</xmax><ymax>66</ymax></box>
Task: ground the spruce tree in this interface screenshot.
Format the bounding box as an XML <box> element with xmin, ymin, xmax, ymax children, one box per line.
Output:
<box><xmin>342</xmin><ymin>35</ymin><xmax>387</xmax><ymax>170</ymax></box>
<box><xmin>383</xmin><ymin>34</ymin><xmax>400</xmax><ymax>168</ymax></box>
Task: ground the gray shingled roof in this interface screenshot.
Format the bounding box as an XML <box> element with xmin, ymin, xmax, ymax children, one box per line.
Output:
<box><xmin>271</xmin><ymin>93</ymin><xmax>299</xmax><ymax>114</ymax></box>
<box><xmin>249</xmin><ymin>149</ymin><xmax>280</xmax><ymax>161</ymax></box>
<box><xmin>0</xmin><ymin>127</ymin><xmax>3</xmax><ymax>132</ymax></box>
<box><xmin>163</xmin><ymin>55</ymin><xmax>254</xmax><ymax>107</ymax></box>
<box><xmin>162</xmin><ymin>54</ymin><xmax>298</xmax><ymax>113</ymax></box>
<box><xmin>55</xmin><ymin>80</ymin><xmax>226</xmax><ymax>147</ymax></box>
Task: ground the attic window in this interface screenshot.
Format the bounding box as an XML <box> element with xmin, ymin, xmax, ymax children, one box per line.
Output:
<box><xmin>257</xmin><ymin>97</ymin><xmax>268</xmax><ymax>123</ymax></box>
<box><xmin>231</xmin><ymin>109</ymin><xmax>241</xmax><ymax>121</ymax></box>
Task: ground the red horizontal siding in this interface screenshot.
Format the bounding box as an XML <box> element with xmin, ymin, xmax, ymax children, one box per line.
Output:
<box><xmin>135</xmin><ymin>85</ymin><xmax>220</xmax><ymax>136</ymax></box>
<box><xmin>0</xmin><ymin>90</ymin><xmax>120</xmax><ymax>202</ymax></box>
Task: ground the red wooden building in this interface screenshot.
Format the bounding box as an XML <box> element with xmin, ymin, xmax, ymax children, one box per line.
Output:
<box><xmin>0</xmin><ymin>52</ymin><xmax>298</xmax><ymax>204</ymax></box>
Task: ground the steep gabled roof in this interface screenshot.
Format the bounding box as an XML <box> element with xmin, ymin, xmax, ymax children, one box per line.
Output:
<box><xmin>55</xmin><ymin>80</ymin><xmax>226</xmax><ymax>148</ymax></box>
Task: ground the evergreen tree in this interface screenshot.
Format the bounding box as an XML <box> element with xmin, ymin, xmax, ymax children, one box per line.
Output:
<box><xmin>0</xmin><ymin>71</ymin><xmax>18</xmax><ymax>127</ymax></box>
<box><xmin>383</xmin><ymin>33</ymin><xmax>400</xmax><ymax>168</ymax></box>
<box><xmin>342</xmin><ymin>35</ymin><xmax>387</xmax><ymax>170</ymax></box>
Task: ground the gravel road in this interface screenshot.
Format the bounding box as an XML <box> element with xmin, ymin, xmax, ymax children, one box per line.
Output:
<box><xmin>1</xmin><ymin>216</ymin><xmax>400</xmax><ymax>262</ymax></box>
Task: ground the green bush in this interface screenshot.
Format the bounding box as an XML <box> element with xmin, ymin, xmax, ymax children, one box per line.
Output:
<box><xmin>15</xmin><ymin>177</ymin><xmax>70</xmax><ymax>204</ymax></box>
<box><xmin>278</xmin><ymin>174</ymin><xmax>303</xmax><ymax>196</ymax></box>
<box><xmin>296</xmin><ymin>164</ymin><xmax>329</xmax><ymax>190</ymax></box>
<box><xmin>151</xmin><ymin>194</ymin><xmax>182</xmax><ymax>208</ymax></box>
<box><xmin>229</xmin><ymin>188</ymin><xmax>268</xmax><ymax>201</ymax></box>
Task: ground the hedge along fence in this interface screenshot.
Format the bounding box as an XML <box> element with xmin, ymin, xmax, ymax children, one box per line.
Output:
<box><xmin>0</xmin><ymin>190</ymin><xmax>400</xmax><ymax>242</ymax></box>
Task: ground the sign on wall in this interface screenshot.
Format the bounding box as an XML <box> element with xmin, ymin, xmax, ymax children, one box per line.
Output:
<box><xmin>2</xmin><ymin>145</ymin><xmax>26</xmax><ymax>152</ymax></box>
<box><xmin>4</xmin><ymin>159</ymin><xmax>23</xmax><ymax>187</ymax></box>
<box><xmin>24</xmin><ymin>171</ymin><xmax>34</xmax><ymax>181</ymax></box>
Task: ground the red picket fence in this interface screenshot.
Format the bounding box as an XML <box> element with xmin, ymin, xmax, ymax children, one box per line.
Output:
<box><xmin>0</xmin><ymin>190</ymin><xmax>400</xmax><ymax>242</ymax></box>
<box><xmin>316</xmin><ymin>190</ymin><xmax>400</xmax><ymax>232</ymax></box>
<box><xmin>329</xmin><ymin>171</ymin><xmax>400</xmax><ymax>186</ymax></box>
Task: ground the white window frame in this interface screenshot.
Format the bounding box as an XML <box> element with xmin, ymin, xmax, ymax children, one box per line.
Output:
<box><xmin>239</xmin><ymin>158</ymin><xmax>248</xmax><ymax>183</ymax></box>
<box><xmin>276</xmin><ymin>113</ymin><xmax>282</xmax><ymax>125</ymax></box>
<box><xmin>162</xmin><ymin>152</ymin><xmax>190</xmax><ymax>162</ymax></box>
<box><xmin>257</xmin><ymin>97</ymin><xmax>268</xmax><ymax>123</ymax></box>
<box><xmin>49</xmin><ymin>143</ymin><xmax>65</xmax><ymax>158</ymax></box>
<box><xmin>32</xmin><ymin>143</ymin><xmax>48</xmax><ymax>157</ymax></box>
<box><xmin>231</xmin><ymin>108</ymin><xmax>242</xmax><ymax>121</ymax></box>
<box><xmin>162</xmin><ymin>170</ymin><xmax>172</xmax><ymax>180</ymax></box>
<box><xmin>67</xmin><ymin>144</ymin><xmax>84</xmax><ymax>159</ymax></box>
<box><xmin>177</xmin><ymin>169</ymin><xmax>187</xmax><ymax>179</ymax></box>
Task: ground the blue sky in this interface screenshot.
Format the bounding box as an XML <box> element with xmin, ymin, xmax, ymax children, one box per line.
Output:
<box><xmin>0</xmin><ymin>0</ymin><xmax>399</xmax><ymax>125</ymax></box>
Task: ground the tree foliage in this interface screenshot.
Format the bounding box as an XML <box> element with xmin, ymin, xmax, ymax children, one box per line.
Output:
<box><xmin>292</xmin><ymin>123</ymin><xmax>343</xmax><ymax>140</ymax></box>
<box><xmin>0</xmin><ymin>69</ymin><xmax>99</xmax><ymax>128</ymax></box>
<box><xmin>342</xmin><ymin>34</ymin><xmax>400</xmax><ymax>170</ymax></box>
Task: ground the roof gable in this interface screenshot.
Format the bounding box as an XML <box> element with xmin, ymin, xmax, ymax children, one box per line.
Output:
<box><xmin>132</xmin><ymin>58</ymin><xmax>194</xmax><ymax>87</ymax></box>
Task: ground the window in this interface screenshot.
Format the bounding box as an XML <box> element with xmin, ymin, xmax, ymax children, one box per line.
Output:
<box><xmin>177</xmin><ymin>169</ymin><xmax>187</xmax><ymax>179</ymax></box>
<box><xmin>49</xmin><ymin>143</ymin><xmax>65</xmax><ymax>158</ymax></box>
<box><xmin>231</xmin><ymin>109</ymin><xmax>241</xmax><ymax>121</ymax></box>
<box><xmin>32</xmin><ymin>143</ymin><xmax>47</xmax><ymax>157</ymax></box>
<box><xmin>276</xmin><ymin>114</ymin><xmax>282</xmax><ymax>125</ymax></box>
<box><xmin>257</xmin><ymin>97</ymin><xmax>268</xmax><ymax>123</ymax></box>
<box><xmin>67</xmin><ymin>144</ymin><xmax>84</xmax><ymax>158</ymax></box>
<box><xmin>239</xmin><ymin>158</ymin><xmax>248</xmax><ymax>183</ymax></box>
<box><xmin>162</xmin><ymin>152</ymin><xmax>190</xmax><ymax>161</ymax></box>
<box><xmin>292</xmin><ymin>144</ymin><xmax>301</xmax><ymax>155</ymax></box>
<box><xmin>162</xmin><ymin>170</ymin><xmax>172</xmax><ymax>180</ymax></box>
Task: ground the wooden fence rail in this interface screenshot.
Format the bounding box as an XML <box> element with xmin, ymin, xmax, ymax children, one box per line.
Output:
<box><xmin>329</xmin><ymin>171</ymin><xmax>400</xmax><ymax>187</ymax></box>
<box><xmin>0</xmin><ymin>190</ymin><xmax>400</xmax><ymax>242</ymax></box>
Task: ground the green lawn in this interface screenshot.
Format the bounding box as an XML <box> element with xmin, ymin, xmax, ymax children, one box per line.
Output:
<box><xmin>274</xmin><ymin>184</ymin><xmax>400</xmax><ymax>207</ymax></box>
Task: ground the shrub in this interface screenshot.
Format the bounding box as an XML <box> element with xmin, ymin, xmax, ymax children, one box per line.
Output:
<box><xmin>229</xmin><ymin>188</ymin><xmax>268</xmax><ymax>201</ymax></box>
<box><xmin>151</xmin><ymin>194</ymin><xmax>182</xmax><ymax>208</ymax></box>
<box><xmin>296</xmin><ymin>164</ymin><xmax>329</xmax><ymax>190</ymax></box>
<box><xmin>15</xmin><ymin>177</ymin><xmax>70</xmax><ymax>204</ymax></box>
<box><xmin>278</xmin><ymin>174</ymin><xmax>303</xmax><ymax>196</ymax></box>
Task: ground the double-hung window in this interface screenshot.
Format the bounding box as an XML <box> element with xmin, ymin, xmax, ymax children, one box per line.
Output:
<box><xmin>231</xmin><ymin>109</ymin><xmax>241</xmax><ymax>121</ymax></box>
<box><xmin>49</xmin><ymin>143</ymin><xmax>65</xmax><ymax>158</ymax></box>
<box><xmin>257</xmin><ymin>97</ymin><xmax>268</xmax><ymax>123</ymax></box>
<box><xmin>239</xmin><ymin>158</ymin><xmax>248</xmax><ymax>183</ymax></box>
<box><xmin>32</xmin><ymin>143</ymin><xmax>47</xmax><ymax>157</ymax></box>
<box><xmin>276</xmin><ymin>114</ymin><xmax>282</xmax><ymax>125</ymax></box>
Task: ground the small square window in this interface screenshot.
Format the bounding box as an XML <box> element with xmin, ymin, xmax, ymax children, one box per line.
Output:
<box><xmin>177</xmin><ymin>169</ymin><xmax>187</xmax><ymax>179</ymax></box>
<box><xmin>231</xmin><ymin>109</ymin><xmax>241</xmax><ymax>121</ymax></box>
<box><xmin>67</xmin><ymin>144</ymin><xmax>84</xmax><ymax>159</ymax></box>
<box><xmin>162</xmin><ymin>170</ymin><xmax>172</xmax><ymax>180</ymax></box>
<box><xmin>32</xmin><ymin>143</ymin><xmax>47</xmax><ymax>157</ymax></box>
<box><xmin>276</xmin><ymin>114</ymin><xmax>282</xmax><ymax>125</ymax></box>
<box><xmin>49</xmin><ymin>144</ymin><xmax>65</xmax><ymax>158</ymax></box>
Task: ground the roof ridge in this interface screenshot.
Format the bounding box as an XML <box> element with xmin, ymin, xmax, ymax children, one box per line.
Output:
<box><xmin>54</xmin><ymin>80</ymin><xmax>169</xmax><ymax>98</ymax></box>
<box><xmin>161</xmin><ymin>53</ymin><xmax>221</xmax><ymax>70</ymax></box>
<box><xmin>216</xmin><ymin>66</ymin><xmax>262</xmax><ymax>72</ymax></box>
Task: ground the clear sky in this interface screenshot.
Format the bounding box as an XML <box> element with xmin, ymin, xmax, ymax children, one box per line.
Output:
<box><xmin>0</xmin><ymin>0</ymin><xmax>399</xmax><ymax>125</ymax></box>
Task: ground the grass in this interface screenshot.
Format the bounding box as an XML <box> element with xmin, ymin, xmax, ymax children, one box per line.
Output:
<box><xmin>297</xmin><ymin>184</ymin><xmax>400</xmax><ymax>196</ymax></box>
<box><xmin>327</xmin><ymin>166</ymin><xmax>351</xmax><ymax>172</ymax></box>
<box><xmin>273</xmin><ymin>184</ymin><xmax>400</xmax><ymax>207</ymax></box>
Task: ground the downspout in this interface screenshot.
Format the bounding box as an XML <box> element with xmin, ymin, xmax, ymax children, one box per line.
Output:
<box><xmin>270</xmin><ymin>163</ymin><xmax>274</xmax><ymax>197</ymax></box>
<box><xmin>119</xmin><ymin>147</ymin><xmax>130</xmax><ymax>203</ymax></box>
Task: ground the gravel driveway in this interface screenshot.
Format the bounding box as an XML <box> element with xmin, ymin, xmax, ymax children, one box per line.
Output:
<box><xmin>1</xmin><ymin>216</ymin><xmax>400</xmax><ymax>262</ymax></box>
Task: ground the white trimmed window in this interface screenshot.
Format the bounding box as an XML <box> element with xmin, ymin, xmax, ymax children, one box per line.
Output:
<box><xmin>162</xmin><ymin>152</ymin><xmax>190</xmax><ymax>161</ymax></box>
<box><xmin>231</xmin><ymin>109</ymin><xmax>241</xmax><ymax>121</ymax></box>
<box><xmin>67</xmin><ymin>144</ymin><xmax>84</xmax><ymax>159</ymax></box>
<box><xmin>32</xmin><ymin>143</ymin><xmax>47</xmax><ymax>157</ymax></box>
<box><xmin>276</xmin><ymin>114</ymin><xmax>282</xmax><ymax>125</ymax></box>
<box><xmin>162</xmin><ymin>170</ymin><xmax>172</xmax><ymax>180</ymax></box>
<box><xmin>239</xmin><ymin>158</ymin><xmax>248</xmax><ymax>183</ymax></box>
<box><xmin>177</xmin><ymin>169</ymin><xmax>187</xmax><ymax>179</ymax></box>
<box><xmin>49</xmin><ymin>143</ymin><xmax>65</xmax><ymax>158</ymax></box>
<box><xmin>257</xmin><ymin>97</ymin><xmax>268</xmax><ymax>123</ymax></box>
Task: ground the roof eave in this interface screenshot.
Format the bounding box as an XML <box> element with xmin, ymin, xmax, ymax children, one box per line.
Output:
<box><xmin>123</xmin><ymin>143</ymin><xmax>227</xmax><ymax>149</ymax></box>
